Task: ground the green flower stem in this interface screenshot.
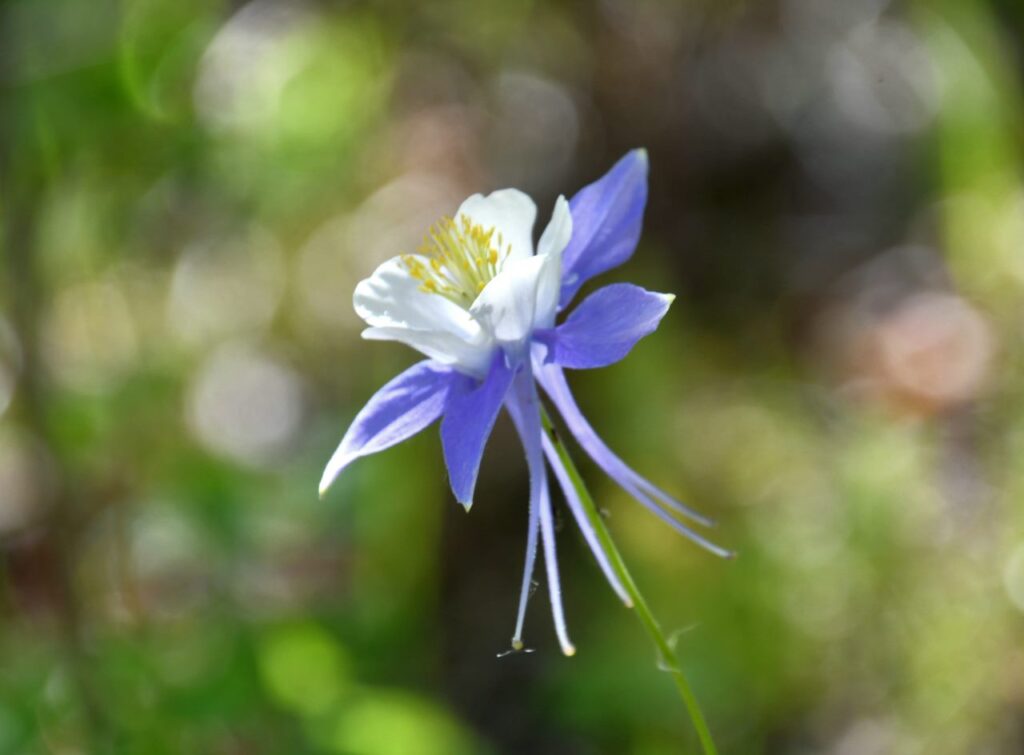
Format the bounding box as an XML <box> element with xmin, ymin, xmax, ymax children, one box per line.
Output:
<box><xmin>540</xmin><ymin>407</ymin><xmax>719</xmax><ymax>755</ymax></box>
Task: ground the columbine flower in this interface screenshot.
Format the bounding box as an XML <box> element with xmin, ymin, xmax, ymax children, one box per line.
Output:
<box><xmin>320</xmin><ymin>150</ymin><xmax>729</xmax><ymax>656</ymax></box>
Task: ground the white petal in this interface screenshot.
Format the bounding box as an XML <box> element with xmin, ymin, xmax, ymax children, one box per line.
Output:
<box><xmin>362</xmin><ymin>326</ymin><xmax>495</xmax><ymax>377</ymax></box>
<box><xmin>470</xmin><ymin>253</ymin><xmax>558</xmax><ymax>352</ymax></box>
<box><xmin>537</xmin><ymin>195</ymin><xmax>572</xmax><ymax>258</ymax></box>
<box><xmin>457</xmin><ymin>189</ymin><xmax>536</xmax><ymax>263</ymax></box>
<box><xmin>354</xmin><ymin>256</ymin><xmax>480</xmax><ymax>340</ymax></box>
<box><xmin>533</xmin><ymin>241</ymin><xmax>562</xmax><ymax>330</ymax></box>
<box><xmin>533</xmin><ymin>196</ymin><xmax>570</xmax><ymax>329</ymax></box>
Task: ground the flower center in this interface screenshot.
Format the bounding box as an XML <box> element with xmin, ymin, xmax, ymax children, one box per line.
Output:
<box><xmin>402</xmin><ymin>215</ymin><xmax>510</xmax><ymax>308</ymax></box>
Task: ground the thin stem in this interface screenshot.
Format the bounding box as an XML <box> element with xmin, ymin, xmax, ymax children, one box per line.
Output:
<box><xmin>540</xmin><ymin>407</ymin><xmax>719</xmax><ymax>755</ymax></box>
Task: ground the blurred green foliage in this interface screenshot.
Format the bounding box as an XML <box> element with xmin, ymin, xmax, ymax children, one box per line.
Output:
<box><xmin>2</xmin><ymin>0</ymin><xmax>1024</xmax><ymax>753</ymax></box>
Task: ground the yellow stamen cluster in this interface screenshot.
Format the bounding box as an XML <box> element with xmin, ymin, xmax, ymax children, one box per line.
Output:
<box><xmin>402</xmin><ymin>215</ymin><xmax>510</xmax><ymax>308</ymax></box>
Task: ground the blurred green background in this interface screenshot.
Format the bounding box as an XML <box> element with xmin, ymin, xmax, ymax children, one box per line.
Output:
<box><xmin>2</xmin><ymin>0</ymin><xmax>1024</xmax><ymax>752</ymax></box>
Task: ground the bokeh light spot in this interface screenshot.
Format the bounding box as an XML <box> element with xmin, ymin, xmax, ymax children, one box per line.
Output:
<box><xmin>258</xmin><ymin>623</ymin><xmax>350</xmax><ymax>718</ymax></box>
<box><xmin>43</xmin><ymin>278</ymin><xmax>139</xmax><ymax>393</ymax></box>
<box><xmin>168</xmin><ymin>228</ymin><xmax>285</xmax><ymax>347</ymax></box>
<box><xmin>186</xmin><ymin>343</ymin><xmax>305</xmax><ymax>467</ymax></box>
<box><xmin>330</xmin><ymin>692</ymin><xmax>477</xmax><ymax>755</ymax></box>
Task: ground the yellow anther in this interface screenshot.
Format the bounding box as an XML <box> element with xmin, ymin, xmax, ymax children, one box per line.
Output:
<box><xmin>401</xmin><ymin>212</ymin><xmax>512</xmax><ymax>308</ymax></box>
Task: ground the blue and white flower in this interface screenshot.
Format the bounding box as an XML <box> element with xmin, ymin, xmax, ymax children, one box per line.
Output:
<box><xmin>320</xmin><ymin>150</ymin><xmax>729</xmax><ymax>656</ymax></box>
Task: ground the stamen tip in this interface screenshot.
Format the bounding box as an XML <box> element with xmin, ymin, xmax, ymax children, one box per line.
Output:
<box><xmin>623</xmin><ymin>598</ymin><xmax>635</xmax><ymax>609</ymax></box>
<box><xmin>511</xmin><ymin>639</ymin><xmax>524</xmax><ymax>652</ymax></box>
<box><xmin>562</xmin><ymin>643</ymin><xmax>577</xmax><ymax>657</ymax></box>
